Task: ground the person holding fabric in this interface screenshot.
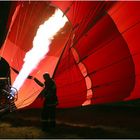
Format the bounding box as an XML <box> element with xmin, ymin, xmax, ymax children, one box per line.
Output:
<box><xmin>32</xmin><ymin>72</ymin><xmax>58</xmax><ymax>131</ymax></box>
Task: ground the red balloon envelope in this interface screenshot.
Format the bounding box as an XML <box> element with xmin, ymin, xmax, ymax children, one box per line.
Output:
<box><xmin>0</xmin><ymin>1</ymin><xmax>140</xmax><ymax>109</ymax></box>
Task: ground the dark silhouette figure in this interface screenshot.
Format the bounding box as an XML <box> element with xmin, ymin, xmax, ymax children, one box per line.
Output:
<box><xmin>0</xmin><ymin>57</ymin><xmax>16</xmax><ymax>115</ymax></box>
<box><xmin>33</xmin><ymin>72</ymin><xmax>58</xmax><ymax>131</ymax></box>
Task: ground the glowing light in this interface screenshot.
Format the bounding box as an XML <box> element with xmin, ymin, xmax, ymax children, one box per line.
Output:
<box><xmin>11</xmin><ymin>9</ymin><xmax>68</xmax><ymax>94</ymax></box>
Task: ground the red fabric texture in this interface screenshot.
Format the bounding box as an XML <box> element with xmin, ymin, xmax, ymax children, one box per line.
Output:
<box><xmin>0</xmin><ymin>1</ymin><xmax>140</xmax><ymax>108</ymax></box>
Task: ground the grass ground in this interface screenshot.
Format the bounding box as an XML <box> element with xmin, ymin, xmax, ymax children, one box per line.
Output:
<box><xmin>0</xmin><ymin>101</ymin><xmax>140</xmax><ymax>138</ymax></box>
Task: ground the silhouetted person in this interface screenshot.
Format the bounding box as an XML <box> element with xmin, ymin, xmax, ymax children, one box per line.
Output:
<box><xmin>33</xmin><ymin>72</ymin><xmax>58</xmax><ymax>131</ymax></box>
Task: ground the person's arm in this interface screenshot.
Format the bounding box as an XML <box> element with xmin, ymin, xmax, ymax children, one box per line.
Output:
<box><xmin>33</xmin><ymin>77</ymin><xmax>44</xmax><ymax>87</ymax></box>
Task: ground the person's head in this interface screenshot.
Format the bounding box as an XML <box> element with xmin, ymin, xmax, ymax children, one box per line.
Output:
<box><xmin>43</xmin><ymin>72</ymin><xmax>51</xmax><ymax>80</ymax></box>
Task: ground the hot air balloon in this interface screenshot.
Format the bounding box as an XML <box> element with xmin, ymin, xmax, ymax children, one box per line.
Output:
<box><xmin>0</xmin><ymin>1</ymin><xmax>140</xmax><ymax>112</ymax></box>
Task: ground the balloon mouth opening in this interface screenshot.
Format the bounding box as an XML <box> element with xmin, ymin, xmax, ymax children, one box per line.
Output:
<box><xmin>0</xmin><ymin>3</ymin><xmax>72</xmax><ymax>109</ymax></box>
